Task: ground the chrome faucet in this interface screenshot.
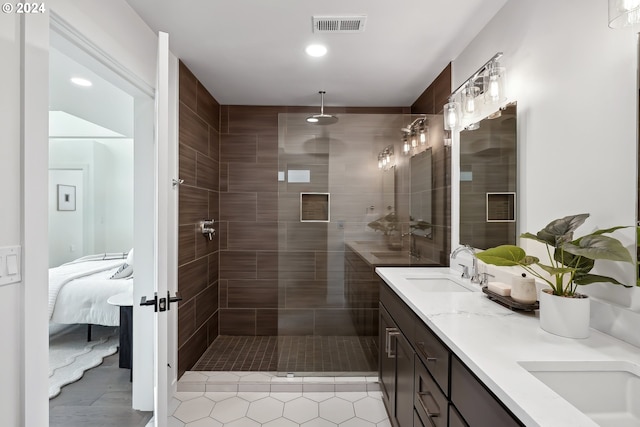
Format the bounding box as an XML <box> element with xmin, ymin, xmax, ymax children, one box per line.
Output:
<box><xmin>402</xmin><ymin>231</ymin><xmax>421</xmax><ymax>259</ymax></box>
<box><xmin>450</xmin><ymin>244</ymin><xmax>480</xmax><ymax>283</ymax></box>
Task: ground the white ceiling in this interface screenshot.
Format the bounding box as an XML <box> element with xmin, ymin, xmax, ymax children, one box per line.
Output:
<box><xmin>125</xmin><ymin>0</ymin><xmax>509</xmax><ymax>107</ymax></box>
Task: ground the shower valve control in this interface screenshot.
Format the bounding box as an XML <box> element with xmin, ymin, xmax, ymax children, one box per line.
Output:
<box><xmin>200</xmin><ymin>220</ymin><xmax>216</xmax><ymax>240</ymax></box>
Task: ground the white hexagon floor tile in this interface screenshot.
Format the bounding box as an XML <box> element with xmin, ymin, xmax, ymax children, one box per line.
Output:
<box><xmin>262</xmin><ymin>417</ymin><xmax>299</xmax><ymax>427</ymax></box>
<box><xmin>302</xmin><ymin>418</ymin><xmax>338</xmax><ymax>427</ymax></box>
<box><xmin>319</xmin><ymin>397</ymin><xmax>356</xmax><ymax>424</ymax></box>
<box><xmin>185</xmin><ymin>418</ymin><xmax>222</xmax><ymax>427</ymax></box>
<box><xmin>335</xmin><ymin>391</ymin><xmax>368</xmax><ymax>402</ymax></box>
<box><xmin>204</xmin><ymin>391</ymin><xmax>237</xmax><ymax>402</ymax></box>
<box><xmin>173</xmin><ymin>396</ymin><xmax>215</xmax><ymax>423</ymax></box>
<box><xmin>246</xmin><ymin>396</ymin><xmax>284</xmax><ymax>423</ymax></box>
<box><xmin>339</xmin><ymin>417</ymin><xmax>376</xmax><ymax>427</ymax></box>
<box><xmin>222</xmin><ymin>418</ymin><xmax>260</xmax><ymax>427</ymax></box>
<box><xmin>376</xmin><ymin>419</ymin><xmax>393</xmax><ymax>427</ymax></box>
<box><xmin>209</xmin><ymin>396</ymin><xmax>249</xmax><ymax>423</ymax></box>
<box><xmin>271</xmin><ymin>392</ymin><xmax>303</xmax><ymax>402</ymax></box>
<box><xmin>303</xmin><ymin>391</ymin><xmax>335</xmax><ymax>402</ymax></box>
<box><xmin>283</xmin><ymin>396</ymin><xmax>320</xmax><ymax>423</ymax></box>
<box><xmin>354</xmin><ymin>396</ymin><xmax>389</xmax><ymax>423</ymax></box>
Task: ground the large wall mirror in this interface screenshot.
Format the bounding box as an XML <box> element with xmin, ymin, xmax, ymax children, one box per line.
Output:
<box><xmin>410</xmin><ymin>149</ymin><xmax>433</xmax><ymax>238</ymax></box>
<box><xmin>459</xmin><ymin>102</ymin><xmax>517</xmax><ymax>249</ymax></box>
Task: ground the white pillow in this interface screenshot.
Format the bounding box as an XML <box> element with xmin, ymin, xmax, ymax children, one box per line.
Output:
<box><xmin>110</xmin><ymin>248</ymin><xmax>134</xmax><ymax>280</ymax></box>
<box><xmin>110</xmin><ymin>262</ymin><xmax>133</xmax><ymax>279</ymax></box>
<box><xmin>126</xmin><ymin>248</ymin><xmax>134</xmax><ymax>267</ymax></box>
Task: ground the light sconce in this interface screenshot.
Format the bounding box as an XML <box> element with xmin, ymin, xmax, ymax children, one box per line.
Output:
<box><xmin>608</xmin><ymin>0</ymin><xmax>640</xmax><ymax>28</ymax></box>
<box><xmin>378</xmin><ymin>145</ymin><xmax>395</xmax><ymax>170</ymax></box>
<box><xmin>484</xmin><ymin>61</ymin><xmax>506</xmax><ymax>104</ymax></box>
<box><xmin>444</xmin><ymin>100</ymin><xmax>461</xmax><ymax>131</ymax></box>
<box><xmin>400</xmin><ymin>115</ymin><xmax>428</xmax><ymax>154</ymax></box>
<box><xmin>462</xmin><ymin>83</ymin><xmax>480</xmax><ymax>116</ymax></box>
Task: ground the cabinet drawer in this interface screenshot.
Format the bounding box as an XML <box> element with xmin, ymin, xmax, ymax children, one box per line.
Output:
<box><xmin>414</xmin><ymin>318</ymin><xmax>450</xmax><ymax>396</ymax></box>
<box><xmin>414</xmin><ymin>357</ymin><xmax>448</xmax><ymax>427</ymax></box>
<box><xmin>451</xmin><ymin>356</ymin><xmax>523</xmax><ymax>427</ymax></box>
<box><xmin>380</xmin><ymin>281</ymin><xmax>415</xmax><ymax>342</ymax></box>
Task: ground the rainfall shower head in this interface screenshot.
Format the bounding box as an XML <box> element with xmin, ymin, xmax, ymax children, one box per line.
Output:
<box><xmin>306</xmin><ymin>91</ymin><xmax>339</xmax><ymax>125</ymax></box>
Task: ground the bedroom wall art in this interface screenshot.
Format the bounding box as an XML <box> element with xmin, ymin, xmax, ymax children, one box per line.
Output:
<box><xmin>57</xmin><ymin>184</ymin><xmax>76</xmax><ymax>211</ymax></box>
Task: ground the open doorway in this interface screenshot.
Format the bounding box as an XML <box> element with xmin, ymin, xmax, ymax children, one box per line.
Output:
<box><xmin>47</xmin><ymin>29</ymin><xmax>152</xmax><ymax>425</ymax></box>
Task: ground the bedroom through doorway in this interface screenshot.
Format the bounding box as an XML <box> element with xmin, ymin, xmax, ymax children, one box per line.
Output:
<box><xmin>47</xmin><ymin>31</ymin><xmax>144</xmax><ymax>424</ymax></box>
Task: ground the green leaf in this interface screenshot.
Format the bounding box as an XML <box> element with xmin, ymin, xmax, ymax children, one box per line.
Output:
<box><xmin>476</xmin><ymin>245</ymin><xmax>537</xmax><ymax>266</ymax></box>
<box><xmin>536</xmin><ymin>213</ymin><xmax>589</xmax><ymax>247</ymax></box>
<box><xmin>538</xmin><ymin>263</ymin><xmax>576</xmax><ymax>276</ymax></box>
<box><xmin>562</xmin><ymin>235</ymin><xmax>633</xmax><ymax>263</ymax></box>
<box><xmin>520</xmin><ymin>232</ymin><xmax>549</xmax><ymax>245</ymax></box>
<box><xmin>574</xmin><ymin>273</ymin><xmax>633</xmax><ymax>288</ymax></box>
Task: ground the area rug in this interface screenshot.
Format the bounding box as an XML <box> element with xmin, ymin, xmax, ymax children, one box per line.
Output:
<box><xmin>49</xmin><ymin>324</ymin><xmax>119</xmax><ymax>399</ymax></box>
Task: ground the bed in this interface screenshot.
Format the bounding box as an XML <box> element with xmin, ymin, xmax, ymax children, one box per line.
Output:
<box><xmin>49</xmin><ymin>251</ymin><xmax>134</xmax><ymax>327</ymax></box>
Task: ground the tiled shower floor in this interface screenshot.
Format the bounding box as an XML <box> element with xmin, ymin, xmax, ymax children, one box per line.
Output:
<box><xmin>192</xmin><ymin>336</ymin><xmax>378</xmax><ymax>373</ymax></box>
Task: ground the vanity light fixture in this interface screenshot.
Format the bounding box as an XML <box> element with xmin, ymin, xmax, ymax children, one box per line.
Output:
<box><xmin>378</xmin><ymin>145</ymin><xmax>394</xmax><ymax>170</ymax></box>
<box><xmin>400</xmin><ymin>115</ymin><xmax>427</xmax><ymax>154</ymax></box>
<box><xmin>443</xmin><ymin>52</ymin><xmax>506</xmax><ymax>130</ymax></box>
<box><xmin>608</xmin><ymin>0</ymin><xmax>640</xmax><ymax>28</ymax></box>
<box><xmin>419</xmin><ymin>121</ymin><xmax>427</xmax><ymax>145</ymax></box>
<box><xmin>402</xmin><ymin>134</ymin><xmax>411</xmax><ymax>154</ymax></box>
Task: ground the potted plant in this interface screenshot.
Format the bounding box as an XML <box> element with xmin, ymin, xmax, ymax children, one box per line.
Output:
<box><xmin>476</xmin><ymin>213</ymin><xmax>633</xmax><ymax>338</ymax></box>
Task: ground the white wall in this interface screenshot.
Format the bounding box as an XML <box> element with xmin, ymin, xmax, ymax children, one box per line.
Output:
<box><xmin>49</xmin><ymin>139</ymin><xmax>134</xmax><ymax>266</ymax></box>
<box><xmin>452</xmin><ymin>0</ymin><xmax>640</xmax><ymax>346</ymax></box>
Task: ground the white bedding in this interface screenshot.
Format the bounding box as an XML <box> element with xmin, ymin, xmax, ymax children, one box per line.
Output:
<box><xmin>49</xmin><ymin>255</ymin><xmax>133</xmax><ymax>327</ymax></box>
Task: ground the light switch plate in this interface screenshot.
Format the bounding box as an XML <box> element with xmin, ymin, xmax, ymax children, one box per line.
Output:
<box><xmin>0</xmin><ymin>246</ymin><xmax>21</xmax><ymax>286</ymax></box>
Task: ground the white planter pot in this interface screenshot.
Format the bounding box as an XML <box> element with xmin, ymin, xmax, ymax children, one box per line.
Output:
<box><xmin>539</xmin><ymin>289</ymin><xmax>590</xmax><ymax>339</ymax></box>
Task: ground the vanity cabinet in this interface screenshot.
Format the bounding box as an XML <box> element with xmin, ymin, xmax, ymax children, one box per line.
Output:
<box><xmin>379</xmin><ymin>279</ymin><xmax>524</xmax><ymax>427</ymax></box>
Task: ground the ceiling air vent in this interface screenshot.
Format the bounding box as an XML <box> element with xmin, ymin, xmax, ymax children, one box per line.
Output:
<box><xmin>312</xmin><ymin>15</ymin><xmax>367</xmax><ymax>33</ymax></box>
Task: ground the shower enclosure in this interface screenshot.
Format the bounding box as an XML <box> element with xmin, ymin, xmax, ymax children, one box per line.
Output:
<box><xmin>276</xmin><ymin>113</ymin><xmax>406</xmax><ymax>375</ymax></box>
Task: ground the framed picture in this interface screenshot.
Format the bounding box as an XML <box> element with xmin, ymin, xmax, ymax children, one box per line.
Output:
<box><xmin>57</xmin><ymin>184</ymin><xmax>76</xmax><ymax>211</ymax></box>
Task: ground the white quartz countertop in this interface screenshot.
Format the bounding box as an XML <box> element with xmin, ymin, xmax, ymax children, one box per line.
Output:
<box><xmin>375</xmin><ymin>267</ymin><xmax>640</xmax><ymax>427</ymax></box>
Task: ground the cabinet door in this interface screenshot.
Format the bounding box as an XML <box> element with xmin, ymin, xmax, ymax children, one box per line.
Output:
<box><xmin>379</xmin><ymin>304</ymin><xmax>397</xmax><ymax>418</ymax></box>
<box><xmin>395</xmin><ymin>331</ymin><xmax>414</xmax><ymax>427</ymax></box>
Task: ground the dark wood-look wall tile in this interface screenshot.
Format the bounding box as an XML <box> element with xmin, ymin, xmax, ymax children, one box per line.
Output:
<box><xmin>227</xmin><ymin>163</ymin><xmax>277</xmax><ymax>193</ymax></box>
<box><xmin>177</xmin><ymin>299</ymin><xmax>195</xmax><ymax>348</ymax></box>
<box><xmin>178</xmin><ymin>224</ymin><xmax>196</xmax><ymax>266</ymax></box>
<box><xmin>257</xmin><ymin>192</ymin><xmax>278</xmax><ymax>222</ymax></box>
<box><xmin>208</xmin><ymin>252</ymin><xmax>219</xmax><ymax>286</ymax></box>
<box><xmin>219</xmin><ymin>309</ymin><xmax>256</xmax><ymax>335</ymax></box>
<box><xmin>256</xmin><ymin>309</ymin><xmax>278</xmax><ymax>336</ymax></box>
<box><xmin>196</xmin><ymin>153</ymin><xmax>218</xmax><ymax>191</ymax></box>
<box><xmin>207</xmin><ymin>311</ymin><xmax>219</xmax><ymax>345</ymax></box>
<box><xmin>220</xmin><ymin>251</ymin><xmax>257</xmax><ymax>279</ymax></box>
<box><xmin>178</xmin><ymin>186</ymin><xmax>209</xmax><ymax>225</ymax></box>
<box><xmin>209</xmin><ymin>128</ymin><xmax>220</xmax><ymax>162</ymax></box>
<box><xmin>197</xmin><ymin>81</ymin><xmax>219</xmax><ymax>130</ymax></box>
<box><xmin>178</xmin><ymin>61</ymin><xmax>197</xmax><ymax>112</ymax></box>
<box><xmin>227</xmin><ymin>106</ymin><xmax>279</xmax><ymax>135</ymax></box>
<box><xmin>220</xmin><ymin>192</ymin><xmax>257</xmax><ymax>221</ymax></box>
<box><xmin>257</xmin><ymin>135</ymin><xmax>278</xmax><ymax>165</ymax></box>
<box><xmin>178</xmin><ymin>324</ymin><xmax>207</xmax><ymax>376</ymax></box>
<box><xmin>208</xmin><ymin>191</ymin><xmax>219</xmax><ymax>223</ymax></box>
<box><xmin>314</xmin><ymin>309</ymin><xmax>358</xmax><ymax>336</ymax></box>
<box><xmin>227</xmin><ymin>280</ymin><xmax>278</xmax><ymax>308</ymax></box>
<box><xmin>220</xmin><ymin>105</ymin><xmax>229</xmax><ymax>134</ymax></box>
<box><xmin>195</xmin><ymin>228</ymin><xmax>218</xmax><ymax>259</ymax></box>
<box><xmin>178</xmin><ymin>256</ymin><xmax>209</xmax><ymax>303</ymax></box>
<box><xmin>195</xmin><ymin>282</ymin><xmax>219</xmax><ymax>327</ymax></box>
<box><xmin>285</xmin><ymin>279</ymin><xmax>346</xmax><ymax>309</ymax></box>
<box><xmin>218</xmin><ymin>279</ymin><xmax>228</xmax><ymax>308</ymax></box>
<box><xmin>218</xmin><ymin>221</ymin><xmax>228</xmax><ymax>250</ymax></box>
<box><xmin>219</xmin><ymin>163</ymin><xmax>228</xmax><ymax>193</ymax></box>
<box><xmin>284</xmin><ymin>222</ymin><xmax>328</xmax><ymax>251</ymax></box>
<box><xmin>278</xmin><ymin>309</ymin><xmax>314</xmax><ymax>335</ymax></box>
<box><xmin>179</xmin><ymin>143</ymin><xmax>197</xmax><ymax>187</ymax></box>
<box><xmin>432</xmin><ymin>63</ymin><xmax>453</xmax><ymax>112</ymax></box>
<box><xmin>221</xmin><ymin>134</ymin><xmax>257</xmax><ymax>163</ymax></box>
<box><xmin>257</xmin><ymin>251</ymin><xmax>315</xmax><ymax>280</ymax></box>
<box><xmin>227</xmin><ymin>222</ymin><xmax>278</xmax><ymax>251</ymax></box>
<box><xmin>179</xmin><ymin>105</ymin><xmax>209</xmax><ymax>156</ymax></box>
<box><xmin>256</xmin><ymin>251</ymin><xmax>277</xmax><ymax>280</ymax></box>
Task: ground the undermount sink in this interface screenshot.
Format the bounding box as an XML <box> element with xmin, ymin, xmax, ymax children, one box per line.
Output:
<box><xmin>519</xmin><ymin>361</ymin><xmax>640</xmax><ymax>427</ymax></box>
<box><xmin>404</xmin><ymin>276</ymin><xmax>472</xmax><ymax>292</ymax></box>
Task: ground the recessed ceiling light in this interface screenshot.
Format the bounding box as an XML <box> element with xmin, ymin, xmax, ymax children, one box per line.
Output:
<box><xmin>70</xmin><ymin>77</ymin><xmax>92</xmax><ymax>87</ymax></box>
<box><xmin>305</xmin><ymin>44</ymin><xmax>327</xmax><ymax>57</ymax></box>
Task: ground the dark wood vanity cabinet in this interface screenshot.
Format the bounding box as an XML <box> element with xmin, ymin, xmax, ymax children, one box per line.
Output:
<box><xmin>379</xmin><ymin>279</ymin><xmax>523</xmax><ymax>427</ymax></box>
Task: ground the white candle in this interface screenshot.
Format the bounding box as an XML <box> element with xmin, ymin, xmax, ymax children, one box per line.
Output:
<box><xmin>511</xmin><ymin>275</ymin><xmax>537</xmax><ymax>304</ymax></box>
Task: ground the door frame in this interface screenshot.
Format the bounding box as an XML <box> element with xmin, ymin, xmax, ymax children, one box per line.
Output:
<box><xmin>22</xmin><ymin>10</ymin><xmax>178</xmax><ymax>423</ymax></box>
